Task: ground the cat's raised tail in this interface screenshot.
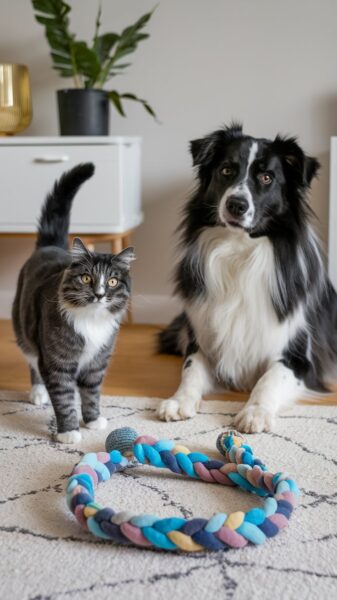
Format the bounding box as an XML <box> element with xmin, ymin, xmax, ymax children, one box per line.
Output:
<box><xmin>36</xmin><ymin>163</ymin><xmax>95</xmax><ymax>250</ymax></box>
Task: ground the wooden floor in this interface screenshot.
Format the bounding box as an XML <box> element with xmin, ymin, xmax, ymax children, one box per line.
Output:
<box><xmin>0</xmin><ymin>319</ymin><xmax>336</xmax><ymax>405</ymax></box>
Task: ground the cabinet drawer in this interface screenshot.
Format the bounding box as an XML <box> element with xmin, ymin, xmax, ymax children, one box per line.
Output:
<box><xmin>0</xmin><ymin>142</ymin><xmax>142</xmax><ymax>233</ymax></box>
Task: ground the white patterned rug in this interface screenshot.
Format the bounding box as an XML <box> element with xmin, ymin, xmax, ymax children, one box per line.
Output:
<box><xmin>0</xmin><ymin>392</ymin><xmax>337</xmax><ymax>600</ymax></box>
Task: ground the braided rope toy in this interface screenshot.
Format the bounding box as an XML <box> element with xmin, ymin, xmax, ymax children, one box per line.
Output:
<box><xmin>66</xmin><ymin>427</ymin><xmax>300</xmax><ymax>552</ymax></box>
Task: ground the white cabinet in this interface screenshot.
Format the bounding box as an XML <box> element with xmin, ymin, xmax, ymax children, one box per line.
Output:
<box><xmin>329</xmin><ymin>138</ymin><xmax>337</xmax><ymax>289</ymax></box>
<box><xmin>0</xmin><ymin>136</ymin><xmax>142</xmax><ymax>234</ymax></box>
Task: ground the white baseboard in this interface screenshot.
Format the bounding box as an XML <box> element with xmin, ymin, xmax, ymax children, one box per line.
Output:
<box><xmin>0</xmin><ymin>289</ymin><xmax>180</xmax><ymax>324</ymax></box>
<box><xmin>132</xmin><ymin>294</ymin><xmax>181</xmax><ymax>324</ymax></box>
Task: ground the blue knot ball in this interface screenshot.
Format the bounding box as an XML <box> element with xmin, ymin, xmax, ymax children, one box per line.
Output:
<box><xmin>216</xmin><ymin>430</ymin><xmax>245</xmax><ymax>457</ymax></box>
<box><xmin>105</xmin><ymin>427</ymin><xmax>139</xmax><ymax>456</ymax></box>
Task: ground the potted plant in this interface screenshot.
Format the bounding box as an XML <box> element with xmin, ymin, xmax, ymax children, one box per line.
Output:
<box><xmin>32</xmin><ymin>0</ymin><xmax>156</xmax><ymax>135</ymax></box>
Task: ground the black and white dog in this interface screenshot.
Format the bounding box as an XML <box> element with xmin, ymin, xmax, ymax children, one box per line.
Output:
<box><xmin>158</xmin><ymin>123</ymin><xmax>337</xmax><ymax>433</ymax></box>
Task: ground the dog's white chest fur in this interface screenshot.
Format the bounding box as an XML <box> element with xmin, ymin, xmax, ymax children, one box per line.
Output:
<box><xmin>186</xmin><ymin>227</ymin><xmax>304</xmax><ymax>390</ymax></box>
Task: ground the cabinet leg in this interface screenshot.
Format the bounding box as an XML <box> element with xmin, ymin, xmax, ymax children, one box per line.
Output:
<box><xmin>123</xmin><ymin>233</ymin><xmax>132</xmax><ymax>249</ymax></box>
<box><xmin>110</xmin><ymin>236</ymin><xmax>123</xmax><ymax>254</ymax></box>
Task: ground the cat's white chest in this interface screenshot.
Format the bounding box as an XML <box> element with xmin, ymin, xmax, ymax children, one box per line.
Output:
<box><xmin>65</xmin><ymin>305</ymin><xmax>120</xmax><ymax>371</ymax></box>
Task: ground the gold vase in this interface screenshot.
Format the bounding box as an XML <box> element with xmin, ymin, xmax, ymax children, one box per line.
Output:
<box><xmin>0</xmin><ymin>64</ymin><xmax>32</xmax><ymax>135</ymax></box>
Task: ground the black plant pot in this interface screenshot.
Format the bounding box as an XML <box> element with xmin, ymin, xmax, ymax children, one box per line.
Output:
<box><xmin>57</xmin><ymin>89</ymin><xmax>109</xmax><ymax>136</ymax></box>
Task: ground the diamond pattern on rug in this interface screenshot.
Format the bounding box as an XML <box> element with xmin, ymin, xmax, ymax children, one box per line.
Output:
<box><xmin>0</xmin><ymin>392</ymin><xmax>337</xmax><ymax>599</ymax></box>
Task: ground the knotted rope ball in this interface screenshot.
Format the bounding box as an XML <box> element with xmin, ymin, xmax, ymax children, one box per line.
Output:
<box><xmin>66</xmin><ymin>427</ymin><xmax>300</xmax><ymax>552</ymax></box>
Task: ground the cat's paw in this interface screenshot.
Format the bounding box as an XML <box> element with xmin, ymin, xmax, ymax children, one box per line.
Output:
<box><xmin>29</xmin><ymin>384</ymin><xmax>49</xmax><ymax>406</ymax></box>
<box><xmin>234</xmin><ymin>405</ymin><xmax>275</xmax><ymax>433</ymax></box>
<box><xmin>85</xmin><ymin>416</ymin><xmax>108</xmax><ymax>430</ymax></box>
<box><xmin>158</xmin><ymin>399</ymin><xmax>196</xmax><ymax>421</ymax></box>
<box><xmin>56</xmin><ymin>430</ymin><xmax>82</xmax><ymax>444</ymax></box>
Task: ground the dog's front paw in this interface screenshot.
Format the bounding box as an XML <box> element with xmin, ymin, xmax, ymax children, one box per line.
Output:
<box><xmin>29</xmin><ymin>384</ymin><xmax>49</xmax><ymax>406</ymax></box>
<box><xmin>158</xmin><ymin>399</ymin><xmax>196</xmax><ymax>422</ymax></box>
<box><xmin>56</xmin><ymin>430</ymin><xmax>82</xmax><ymax>444</ymax></box>
<box><xmin>85</xmin><ymin>416</ymin><xmax>108</xmax><ymax>430</ymax></box>
<box><xmin>158</xmin><ymin>399</ymin><xmax>182</xmax><ymax>421</ymax></box>
<box><xmin>234</xmin><ymin>405</ymin><xmax>275</xmax><ymax>433</ymax></box>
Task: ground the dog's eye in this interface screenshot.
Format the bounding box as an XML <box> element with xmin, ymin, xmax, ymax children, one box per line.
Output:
<box><xmin>222</xmin><ymin>167</ymin><xmax>233</xmax><ymax>177</ymax></box>
<box><xmin>258</xmin><ymin>173</ymin><xmax>272</xmax><ymax>185</ymax></box>
<box><xmin>81</xmin><ymin>274</ymin><xmax>92</xmax><ymax>284</ymax></box>
<box><xmin>108</xmin><ymin>277</ymin><xmax>118</xmax><ymax>288</ymax></box>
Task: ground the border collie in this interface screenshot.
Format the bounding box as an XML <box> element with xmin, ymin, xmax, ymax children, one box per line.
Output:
<box><xmin>158</xmin><ymin>123</ymin><xmax>337</xmax><ymax>433</ymax></box>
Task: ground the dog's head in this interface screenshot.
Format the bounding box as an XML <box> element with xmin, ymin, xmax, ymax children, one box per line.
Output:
<box><xmin>190</xmin><ymin>124</ymin><xmax>320</xmax><ymax>235</ymax></box>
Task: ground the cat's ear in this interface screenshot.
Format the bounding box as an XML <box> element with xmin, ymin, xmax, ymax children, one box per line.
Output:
<box><xmin>71</xmin><ymin>237</ymin><xmax>91</xmax><ymax>257</ymax></box>
<box><xmin>116</xmin><ymin>246</ymin><xmax>135</xmax><ymax>269</ymax></box>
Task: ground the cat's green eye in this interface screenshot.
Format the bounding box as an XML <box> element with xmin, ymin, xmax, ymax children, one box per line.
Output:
<box><xmin>108</xmin><ymin>277</ymin><xmax>118</xmax><ymax>288</ymax></box>
<box><xmin>81</xmin><ymin>274</ymin><xmax>92</xmax><ymax>284</ymax></box>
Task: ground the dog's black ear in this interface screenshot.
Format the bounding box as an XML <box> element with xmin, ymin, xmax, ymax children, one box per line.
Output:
<box><xmin>190</xmin><ymin>133</ymin><xmax>219</xmax><ymax>167</ymax></box>
<box><xmin>273</xmin><ymin>135</ymin><xmax>320</xmax><ymax>187</ymax></box>
<box><xmin>304</xmin><ymin>156</ymin><xmax>320</xmax><ymax>184</ymax></box>
<box><xmin>190</xmin><ymin>123</ymin><xmax>243</xmax><ymax>167</ymax></box>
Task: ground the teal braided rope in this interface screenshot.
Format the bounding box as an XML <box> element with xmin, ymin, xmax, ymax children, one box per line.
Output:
<box><xmin>66</xmin><ymin>428</ymin><xmax>300</xmax><ymax>552</ymax></box>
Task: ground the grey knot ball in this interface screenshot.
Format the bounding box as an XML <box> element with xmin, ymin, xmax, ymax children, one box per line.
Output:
<box><xmin>105</xmin><ymin>427</ymin><xmax>139</xmax><ymax>455</ymax></box>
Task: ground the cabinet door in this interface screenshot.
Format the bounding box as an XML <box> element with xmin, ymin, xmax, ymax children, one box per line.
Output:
<box><xmin>0</xmin><ymin>144</ymin><xmax>122</xmax><ymax>233</ymax></box>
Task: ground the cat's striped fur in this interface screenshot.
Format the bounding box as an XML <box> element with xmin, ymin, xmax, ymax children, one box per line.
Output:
<box><xmin>12</xmin><ymin>164</ymin><xmax>134</xmax><ymax>443</ymax></box>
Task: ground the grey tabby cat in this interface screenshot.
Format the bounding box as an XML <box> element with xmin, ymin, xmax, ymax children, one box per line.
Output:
<box><xmin>12</xmin><ymin>163</ymin><xmax>134</xmax><ymax>443</ymax></box>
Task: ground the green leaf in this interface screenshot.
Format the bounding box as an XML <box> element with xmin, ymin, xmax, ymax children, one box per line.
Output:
<box><xmin>143</xmin><ymin>102</ymin><xmax>157</xmax><ymax>118</ymax></box>
<box><xmin>108</xmin><ymin>90</ymin><xmax>157</xmax><ymax>119</ymax></box>
<box><xmin>94</xmin><ymin>1</ymin><xmax>102</xmax><ymax>39</ymax></box>
<box><xmin>50</xmin><ymin>51</ymin><xmax>72</xmax><ymax>66</ymax></box>
<box><xmin>109</xmin><ymin>63</ymin><xmax>131</xmax><ymax>71</ymax></box>
<box><xmin>72</xmin><ymin>41</ymin><xmax>101</xmax><ymax>80</ymax></box>
<box><xmin>46</xmin><ymin>37</ymin><xmax>69</xmax><ymax>54</ymax></box>
<box><xmin>120</xmin><ymin>9</ymin><xmax>154</xmax><ymax>39</ymax></box>
<box><xmin>94</xmin><ymin>32</ymin><xmax>119</xmax><ymax>63</ymax></box>
<box><xmin>53</xmin><ymin>66</ymin><xmax>74</xmax><ymax>77</ymax></box>
<box><xmin>110</xmin><ymin>46</ymin><xmax>136</xmax><ymax>63</ymax></box>
<box><xmin>109</xmin><ymin>8</ymin><xmax>155</xmax><ymax>68</ymax></box>
<box><xmin>121</xmin><ymin>93</ymin><xmax>157</xmax><ymax>118</ymax></box>
<box><xmin>46</xmin><ymin>32</ymin><xmax>70</xmax><ymax>54</ymax></box>
<box><xmin>32</xmin><ymin>0</ymin><xmax>72</xmax><ymax>19</ymax></box>
<box><xmin>32</xmin><ymin>0</ymin><xmax>59</xmax><ymax>12</ymax></box>
<box><xmin>132</xmin><ymin>33</ymin><xmax>150</xmax><ymax>42</ymax></box>
<box><xmin>35</xmin><ymin>15</ymin><xmax>57</xmax><ymax>25</ymax></box>
<box><xmin>108</xmin><ymin>91</ymin><xmax>126</xmax><ymax>117</ymax></box>
<box><xmin>31</xmin><ymin>0</ymin><xmax>76</xmax><ymax>78</ymax></box>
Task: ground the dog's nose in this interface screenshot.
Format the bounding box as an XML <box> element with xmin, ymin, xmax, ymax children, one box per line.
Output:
<box><xmin>226</xmin><ymin>196</ymin><xmax>249</xmax><ymax>218</ymax></box>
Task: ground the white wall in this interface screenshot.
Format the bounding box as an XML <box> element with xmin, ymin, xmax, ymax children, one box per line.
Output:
<box><xmin>1</xmin><ymin>0</ymin><xmax>337</xmax><ymax>321</ymax></box>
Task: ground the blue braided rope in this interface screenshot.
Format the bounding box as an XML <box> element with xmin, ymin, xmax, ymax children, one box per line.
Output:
<box><xmin>66</xmin><ymin>428</ymin><xmax>300</xmax><ymax>551</ymax></box>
